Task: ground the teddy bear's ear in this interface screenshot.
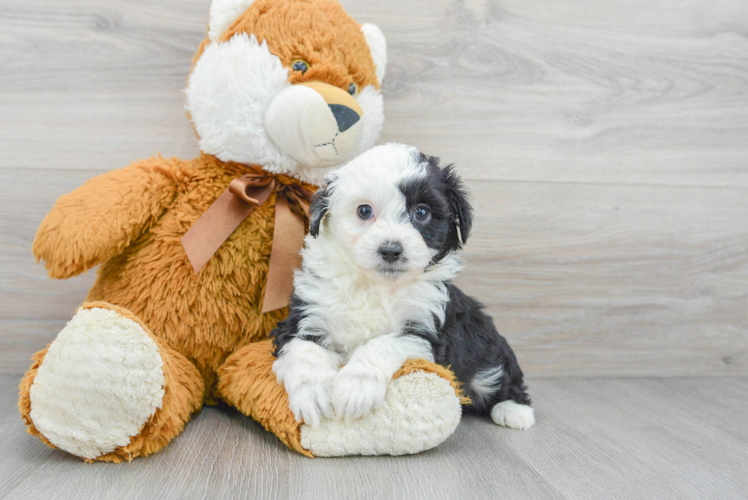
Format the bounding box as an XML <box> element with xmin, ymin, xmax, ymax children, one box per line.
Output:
<box><xmin>209</xmin><ymin>0</ymin><xmax>256</xmax><ymax>42</ymax></box>
<box><xmin>361</xmin><ymin>23</ymin><xmax>387</xmax><ymax>85</ymax></box>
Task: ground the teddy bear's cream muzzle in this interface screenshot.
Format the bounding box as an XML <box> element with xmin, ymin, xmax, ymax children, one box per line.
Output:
<box><xmin>263</xmin><ymin>81</ymin><xmax>364</xmax><ymax>169</ymax></box>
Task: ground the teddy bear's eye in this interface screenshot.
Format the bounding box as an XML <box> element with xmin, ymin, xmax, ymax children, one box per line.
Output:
<box><xmin>291</xmin><ymin>59</ymin><xmax>309</xmax><ymax>74</ymax></box>
<box><xmin>348</xmin><ymin>82</ymin><xmax>358</xmax><ymax>96</ymax></box>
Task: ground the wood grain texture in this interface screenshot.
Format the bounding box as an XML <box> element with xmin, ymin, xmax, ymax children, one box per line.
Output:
<box><xmin>1</xmin><ymin>0</ymin><xmax>747</xmax><ymax>376</ymax></box>
<box><xmin>2</xmin><ymin>374</ymin><xmax>747</xmax><ymax>499</ymax></box>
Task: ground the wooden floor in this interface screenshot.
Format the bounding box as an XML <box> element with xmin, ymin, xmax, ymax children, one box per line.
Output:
<box><xmin>1</xmin><ymin>373</ymin><xmax>746</xmax><ymax>500</ymax></box>
<box><xmin>2</xmin><ymin>0</ymin><xmax>747</xmax><ymax>379</ymax></box>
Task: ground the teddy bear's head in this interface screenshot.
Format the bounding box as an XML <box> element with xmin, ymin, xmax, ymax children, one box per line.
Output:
<box><xmin>186</xmin><ymin>0</ymin><xmax>387</xmax><ymax>185</ymax></box>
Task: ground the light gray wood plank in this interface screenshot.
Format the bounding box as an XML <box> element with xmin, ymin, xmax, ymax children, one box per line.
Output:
<box><xmin>509</xmin><ymin>378</ymin><xmax>748</xmax><ymax>499</ymax></box>
<box><xmin>0</xmin><ymin>0</ymin><xmax>204</xmax><ymax>170</ymax></box>
<box><xmin>2</xmin><ymin>0</ymin><xmax>747</xmax><ymax>187</ymax></box>
<box><xmin>3</xmin><ymin>374</ymin><xmax>747</xmax><ymax>500</ymax></box>
<box><xmin>286</xmin><ymin>424</ymin><xmax>565</xmax><ymax>500</ymax></box>
<box><xmin>459</xmin><ymin>180</ymin><xmax>748</xmax><ymax>377</ymax></box>
<box><xmin>3</xmin><ymin>167</ymin><xmax>746</xmax><ymax>376</ymax></box>
<box><xmin>362</xmin><ymin>0</ymin><xmax>748</xmax><ymax>188</ymax></box>
<box><xmin>2</xmin><ymin>0</ymin><xmax>748</xmax><ymax>378</ymax></box>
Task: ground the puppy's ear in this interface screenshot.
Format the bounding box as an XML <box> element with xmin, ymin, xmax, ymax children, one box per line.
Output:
<box><xmin>308</xmin><ymin>181</ymin><xmax>335</xmax><ymax>238</ymax></box>
<box><xmin>442</xmin><ymin>164</ymin><xmax>473</xmax><ymax>246</ymax></box>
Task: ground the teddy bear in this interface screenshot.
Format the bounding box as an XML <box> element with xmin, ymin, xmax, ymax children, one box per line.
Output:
<box><xmin>19</xmin><ymin>0</ymin><xmax>464</xmax><ymax>461</ymax></box>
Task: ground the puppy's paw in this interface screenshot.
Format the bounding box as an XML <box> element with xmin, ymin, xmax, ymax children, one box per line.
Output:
<box><xmin>273</xmin><ymin>354</ymin><xmax>337</xmax><ymax>428</ymax></box>
<box><xmin>286</xmin><ymin>379</ymin><xmax>335</xmax><ymax>428</ymax></box>
<box><xmin>333</xmin><ymin>363</ymin><xmax>388</xmax><ymax>421</ymax></box>
<box><xmin>491</xmin><ymin>400</ymin><xmax>535</xmax><ymax>430</ymax></box>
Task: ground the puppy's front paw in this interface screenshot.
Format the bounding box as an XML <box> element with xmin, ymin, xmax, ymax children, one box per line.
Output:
<box><xmin>286</xmin><ymin>379</ymin><xmax>334</xmax><ymax>428</ymax></box>
<box><xmin>333</xmin><ymin>363</ymin><xmax>388</xmax><ymax>421</ymax></box>
<box><xmin>274</xmin><ymin>355</ymin><xmax>336</xmax><ymax>428</ymax></box>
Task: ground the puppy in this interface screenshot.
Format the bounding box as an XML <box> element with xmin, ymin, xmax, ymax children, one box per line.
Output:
<box><xmin>271</xmin><ymin>143</ymin><xmax>534</xmax><ymax>430</ymax></box>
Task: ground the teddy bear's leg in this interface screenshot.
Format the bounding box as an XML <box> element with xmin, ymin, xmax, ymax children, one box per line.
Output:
<box><xmin>217</xmin><ymin>340</ymin><xmax>465</xmax><ymax>457</ymax></box>
<box><xmin>18</xmin><ymin>302</ymin><xmax>204</xmax><ymax>462</ymax></box>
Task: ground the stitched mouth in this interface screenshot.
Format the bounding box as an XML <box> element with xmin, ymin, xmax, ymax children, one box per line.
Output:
<box><xmin>312</xmin><ymin>131</ymin><xmax>339</xmax><ymax>155</ymax></box>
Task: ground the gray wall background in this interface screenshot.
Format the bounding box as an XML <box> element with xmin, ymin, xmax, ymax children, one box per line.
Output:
<box><xmin>1</xmin><ymin>0</ymin><xmax>747</xmax><ymax>377</ymax></box>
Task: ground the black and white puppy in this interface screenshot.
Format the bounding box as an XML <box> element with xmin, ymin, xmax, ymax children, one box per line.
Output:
<box><xmin>271</xmin><ymin>143</ymin><xmax>534</xmax><ymax>430</ymax></box>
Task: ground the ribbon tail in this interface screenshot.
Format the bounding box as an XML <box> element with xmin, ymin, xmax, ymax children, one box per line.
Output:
<box><xmin>182</xmin><ymin>190</ymin><xmax>256</xmax><ymax>273</ymax></box>
<box><xmin>262</xmin><ymin>195</ymin><xmax>306</xmax><ymax>313</ymax></box>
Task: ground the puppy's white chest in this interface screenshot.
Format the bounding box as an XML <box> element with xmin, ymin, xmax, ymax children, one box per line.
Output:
<box><xmin>327</xmin><ymin>287</ymin><xmax>395</xmax><ymax>353</ymax></box>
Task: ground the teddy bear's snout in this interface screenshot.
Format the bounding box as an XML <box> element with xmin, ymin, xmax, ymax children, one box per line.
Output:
<box><xmin>263</xmin><ymin>81</ymin><xmax>364</xmax><ymax>168</ymax></box>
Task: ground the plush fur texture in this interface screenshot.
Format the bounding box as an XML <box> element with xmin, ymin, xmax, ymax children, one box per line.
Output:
<box><xmin>209</xmin><ymin>0</ymin><xmax>257</xmax><ymax>41</ymax></box>
<box><xmin>272</xmin><ymin>143</ymin><xmax>534</xmax><ymax>429</ymax></box>
<box><xmin>187</xmin><ymin>0</ymin><xmax>385</xmax><ymax>185</ymax></box>
<box><xmin>36</xmin><ymin>156</ymin><xmax>308</xmax><ymax>403</ymax></box>
<box><xmin>360</xmin><ymin>23</ymin><xmax>387</xmax><ymax>84</ymax></box>
<box><xmin>186</xmin><ymin>34</ymin><xmax>295</xmax><ymax>176</ymax></box>
<box><xmin>20</xmin><ymin>302</ymin><xmax>204</xmax><ymax>463</ymax></box>
<box><xmin>28</xmin><ymin>307</ymin><xmax>166</xmax><ymax>459</ymax></box>
<box><xmin>218</xmin><ymin>0</ymin><xmax>380</xmax><ymax>90</ymax></box>
<box><xmin>301</xmin><ymin>371</ymin><xmax>461</xmax><ymax>456</ymax></box>
<box><xmin>218</xmin><ymin>339</ymin><xmax>465</xmax><ymax>457</ymax></box>
<box><xmin>22</xmin><ymin>154</ymin><xmax>314</xmax><ymax>461</ymax></box>
<box><xmin>21</xmin><ymin>0</ymin><xmax>463</xmax><ymax>461</ymax></box>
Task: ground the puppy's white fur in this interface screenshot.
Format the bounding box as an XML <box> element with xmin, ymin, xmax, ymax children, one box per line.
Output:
<box><xmin>332</xmin><ymin>333</ymin><xmax>434</xmax><ymax>422</ymax></box>
<box><xmin>470</xmin><ymin>366</ymin><xmax>504</xmax><ymax>404</ymax></box>
<box><xmin>272</xmin><ymin>338</ymin><xmax>340</xmax><ymax>427</ymax></box>
<box><xmin>491</xmin><ymin>400</ymin><xmax>536</xmax><ymax>430</ymax></box>
<box><xmin>274</xmin><ymin>144</ymin><xmax>463</xmax><ymax>424</ymax></box>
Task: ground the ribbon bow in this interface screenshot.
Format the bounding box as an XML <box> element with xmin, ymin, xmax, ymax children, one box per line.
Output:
<box><xmin>181</xmin><ymin>172</ymin><xmax>315</xmax><ymax>313</ymax></box>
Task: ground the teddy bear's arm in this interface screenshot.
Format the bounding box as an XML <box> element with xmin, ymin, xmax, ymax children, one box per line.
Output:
<box><xmin>33</xmin><ymin>157</ymin><xmax>190</xmax><ymax>279</ymax></box>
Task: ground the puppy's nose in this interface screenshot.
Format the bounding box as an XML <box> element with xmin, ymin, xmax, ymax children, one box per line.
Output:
<box><xmin>378</xmin><ymin>242</ymin><xmax>404</xmax><ymax>263</ymax></box>
<box><xmin>328</xmin><ymin>104</ymin><xmax>360</xmax><ymax>132</ymax></box>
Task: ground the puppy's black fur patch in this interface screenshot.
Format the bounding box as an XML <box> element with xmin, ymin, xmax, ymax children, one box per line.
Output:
<box><xmin>308</xmin><ymin>181</ymin><xmax>334</xmax><ymax>238</ymax></box>
<box><xmin>425</xmin><ymin>285</ymin><xmax>531</xmax><ymax>412</ymax></box>
<box><xmin>272</xmin><ymin>294</ymin><xmax>320</xmax><ymax>356</ymax></box>
<box><xmin>399</xmin><ymin>154</ymin><xmax>473</xmax><ymax>264</ymax></box>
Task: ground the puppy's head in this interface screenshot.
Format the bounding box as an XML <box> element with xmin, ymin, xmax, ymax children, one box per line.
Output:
<box><xmin>308</xmin><ymin>143</ymin><xmax>472</xmax><ymax>282</ymax></box>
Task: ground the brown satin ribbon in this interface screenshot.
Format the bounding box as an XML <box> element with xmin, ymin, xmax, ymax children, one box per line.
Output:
<box><xmin>181</xmin><ymin>173</ymin><xmax>313</xmax><ymax>313</ymax></box>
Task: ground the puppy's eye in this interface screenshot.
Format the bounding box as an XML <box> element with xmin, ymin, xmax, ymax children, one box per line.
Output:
<box><xmin>348</xmin><ymin>82</ymin><xmax>358</xmax><ymax>96</ymax></box>
<box><xmin>291</xmin><ymin>59</ymin><xmax>309</xmax><ymax>74</ymax></box>
<box><xmin>413</xmin><ymin>205</ymin><xmax>431</xmax><ymax>222</ymax></box>
<box><xmin>357</xmin><ymin>204</ymin><xmax>373</xmax><ymax>220</ymax></box>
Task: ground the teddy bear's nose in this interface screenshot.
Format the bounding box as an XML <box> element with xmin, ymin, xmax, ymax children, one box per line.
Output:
<box><xmin>328</xmin><ymin>104</ymin><xmax>360</xmax><ymax>133</ymax></box>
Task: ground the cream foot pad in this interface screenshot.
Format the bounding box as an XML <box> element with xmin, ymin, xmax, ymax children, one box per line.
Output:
<box><xmin>301</xmin><ymin>371</ymin><xmax>462</xmax><ymax>456</ymax></box>
<box><xmin>29</xmin><ymin>307</ymin><xmax>165</xmax><ymax>459</ymax></box>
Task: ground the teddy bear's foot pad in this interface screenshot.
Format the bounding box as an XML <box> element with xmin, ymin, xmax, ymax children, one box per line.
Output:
<box><xmin>300</xmin><ymin>370</ymin><xmax>461</xmax><ymax>456</ymax></box>
<box><xmin>28</xmin><ymin>307</ymin><xmax>165</xmax><ymax>460</ymax></box>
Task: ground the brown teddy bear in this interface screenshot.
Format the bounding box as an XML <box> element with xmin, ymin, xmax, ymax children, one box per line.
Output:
<box><xmin>19</xmin><ymin>0</ymin><xmax>464</xmax><ymax>461</ymax></box>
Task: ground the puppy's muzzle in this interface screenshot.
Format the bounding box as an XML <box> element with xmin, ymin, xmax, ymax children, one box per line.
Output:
<box><xmin>263</xmin><ymin>81</ymin><xmax>364</xmax><ymax>169</ymax></box>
